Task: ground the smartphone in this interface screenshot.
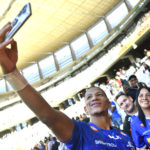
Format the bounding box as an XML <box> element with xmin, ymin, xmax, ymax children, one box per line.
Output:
<box><xmin>4</xmin><ymin>2</ymin><xmax>32</xmax><ymax>41</ymax></box>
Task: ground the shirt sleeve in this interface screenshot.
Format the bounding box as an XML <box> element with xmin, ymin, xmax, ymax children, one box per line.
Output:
<box><xmin>131</xmin><ymin>119</ymin><xmax>146</xmax><ymax>148</ymax></box>
<box><xmin>64</xmin><ymin>120</ymin><xmax>83</xmax><ymax>149</ymax></box>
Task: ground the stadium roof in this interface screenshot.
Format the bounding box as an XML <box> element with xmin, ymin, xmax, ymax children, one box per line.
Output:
<box><xmin>0</xmin><ymin>0</ymin><xmax>120</xmax><ymax>77</ymax></box>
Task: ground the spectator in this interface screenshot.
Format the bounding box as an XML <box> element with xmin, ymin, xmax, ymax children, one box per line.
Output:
<box><xmin>131</xmin><ymin>86</ymin><xmax>150</xmax><ymax>149</ymax></box>
<box><xmin>115</xmin><ymin>93</ymin><xmax>137</xmax><ymax>137</ymax></box>
<box><xmin>142</xmin><ymin>62</ymin><xmax>150</xmax><ymax>87</ymax></box>
<box><xmin>142</xmin><ymin>62</ymin><xmax>150</xmax><ymax>73</ymax></box>
<box><xmin>128</xmin><ymin>75</ymin><xmax>139</xmax><ymax>88</ymax></box>
<box><xmin>39</xmin><ymin>140</ymin><xmax>46</xmax><ymax>150</ymax></box>
<box><xmin>47</xmin><ymin>135</ymin><xmax>54</xmax><ymax>150</ymax></box>
<box><xmin>123</xmin><ymin>75</ymin><xmax>139</xmax><ymax>101</ymax></box>
<box><xmin>75</xmin><ymin>116</ymin><xmax>80</xmax><ymax>121</ymax></box>
<box><xmin>51</xmin><ymin>137</ymin><xmax>60</xmax><ymax>150</ymax></box>
<box><xmin>58</xmin><ymin>142</ymin><xmax>68</xmax><ymax>150</ymax></box>
<box><xmin>146</xmin><ymin>54</ymin><xmax>150</xmax><ymax>66</ymax></box>
<box><xmin>44</xmin><ymin>137</ymin><xmax>49</xmax><ymax>150</ymax></box>
<box><xmin>109</xmin><ymin>101</ymin><xmax>122</xmax><ymax>129</ymax></box>
<box><xmin>115</xmin><ymin>76</ymin><xmax>122</xmax><ymax>88</ymax></box>
<box><xmin>81</xmin><ymin>113</ymin><xmax>89</xmax><ymax>123</ymax></box>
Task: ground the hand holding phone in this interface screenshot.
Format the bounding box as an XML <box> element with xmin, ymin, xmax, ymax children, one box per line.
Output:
<box><xmin>4</xmin><ymin>3</ymin><xmax>32</xmax><ymax>42</ymax></box>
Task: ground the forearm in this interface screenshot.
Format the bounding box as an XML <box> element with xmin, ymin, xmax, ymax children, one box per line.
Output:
<box><xmin>18</xmin><ymin>84</ymin><xmax>54</xmax><ymax>123</ymax></box>
<box><xmin>4</xmin><ymin>69</ymin><xmax>55</xmax><ymax>122</ymax></box>
<box><xmin>6</xmin><ymin>69</ymin><xmax>74</xmax><ymax>141</ymax></box>
<box><xmin>18</xmin><ymin>84</ymin><xmax>74</xmax><ymax>141</ymax></box>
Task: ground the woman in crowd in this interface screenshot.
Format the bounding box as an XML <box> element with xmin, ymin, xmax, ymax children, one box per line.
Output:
<box><xmin>131</xmin><ymin>86</ymin><xmax>150</xmax><ymax>149</ymax></box>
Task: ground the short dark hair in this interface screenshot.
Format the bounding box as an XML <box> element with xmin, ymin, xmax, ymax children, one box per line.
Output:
<box><xmin>52</xmin><ymin>137</ymin><xmax>57</xmax><ymax>141</ymax></box>
<box><xmin>85</xmin><ymin>86</ymin><xmax>108</xmax><ymax>99</ymax></box>
<box><xmin>128</xmin><ymin>75</ymin><xmax>137</xmax><ymax>81</ymax></box>
<box><xmin>115</xmin><ymin>92</ymin><xmax>128</xmax><ymax>102</ymax></box>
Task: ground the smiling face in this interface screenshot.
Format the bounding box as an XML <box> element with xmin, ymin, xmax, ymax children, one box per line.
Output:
<box><xmin>84</xmin><ymin>87</ymin><xmax>110</xmax><ymax>116</ymax></box>
<box><xmin>116</xmin><ymin>95</ymin><xmax>134</xmax><ymax>114</ymax></box>
<box><xmin>138</xmin><ymin>88</ymin><xmax>150</xmax><ymax>110</ymax></box>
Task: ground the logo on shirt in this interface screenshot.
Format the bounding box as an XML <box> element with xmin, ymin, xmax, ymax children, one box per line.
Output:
<box><xmin>108</xmin><ymin>135</ymin><xmax>121</xmax><ymax>140</ymax></box>
<box><xmin>90</xmin><ymin>126</ymin><xmax>98</xmax><ymax>132</ymax></box>
<box><xmin>95</xmin><ymin>140</ymin><xmax>117</xmax><ymax>147</ymax></box>
<box><xmin>147</xmin><ymin>138</ymin><xmax>150</xmax><ymax>144</ymax></box>
<box><xmin>143</xmin><ymin>130</ymin><xmax>150</xmax><ymax>135</ymax></box>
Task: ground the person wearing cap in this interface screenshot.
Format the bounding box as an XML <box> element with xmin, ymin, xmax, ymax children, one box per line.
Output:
<box><xmin>123</xmin><ymin>75</ymin><xmax>139</xmax><ymax>101</ymax></box>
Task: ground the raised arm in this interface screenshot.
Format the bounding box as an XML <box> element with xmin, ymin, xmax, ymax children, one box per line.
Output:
<box><xmin>0</xmin><ymin>23</ymin><xmax>74</xmax><ymax>142</ymax></box>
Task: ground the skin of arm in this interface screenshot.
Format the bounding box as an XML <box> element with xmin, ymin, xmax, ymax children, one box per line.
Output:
<box><xmin>0</xmin><ymin>23</ymin><xmax>74</xmax><ymax>142</ymax></box>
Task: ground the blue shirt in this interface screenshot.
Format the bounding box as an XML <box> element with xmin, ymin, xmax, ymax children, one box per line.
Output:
<box><xmin>110</xmin><ymin>101</ymin><xmax>122</xmax><ymax>119</ymax></box>
<box><xmin>131</xmin><ymin>115</ymin><xmax>150</xmax><ymax>148</ymax></box>
<box><xmin>65</xmin><ymin>120</ymin><xmax>135</xmax><ymax>150</ymax></box>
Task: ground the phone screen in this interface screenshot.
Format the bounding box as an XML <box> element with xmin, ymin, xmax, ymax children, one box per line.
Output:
<box><xmin>4</xmin><ymin>3</ymin><xmax>32</xmax><ymax>41</ymax></box>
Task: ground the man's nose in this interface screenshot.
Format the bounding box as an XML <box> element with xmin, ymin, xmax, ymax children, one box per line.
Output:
<box><xmin>91</xmin><ymin>95</ymin><xmax>98</xmax><ymax>101</ymax></box>
<box><xmin>123</xmin><ymin>103</ymin><xmax>127</xmax><ymax>108</ymax></box>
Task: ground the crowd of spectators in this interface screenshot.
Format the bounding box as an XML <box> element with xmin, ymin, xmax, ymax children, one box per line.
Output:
<box><xmin>1</xmin><ymin>45</ymin><xmax>150</xmax><ymax>149</ymax></box>
<box><xmin>31</xmin><ymin>113</ymin><xmax>90</xmax><ymax>150</ymax></box>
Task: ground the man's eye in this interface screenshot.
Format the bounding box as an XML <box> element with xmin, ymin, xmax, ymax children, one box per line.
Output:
<box><xmin>120</xmin><ymin>103</ymin><xmax>123</xmax><ymax>106</ymax></box>
<box><xmin>87</xmin><ymin>96</ymin><xmax>91</xmax><ymax>100</ymax></box>
<box><xmin>97</xmin><ymin>93</ymin><xmax>102</xmax><ymax>96</ymax></box>
<box><xmin>124</xmin><ymin>99</ymin><xmax>127</xmax><ymax>102</ymax></box>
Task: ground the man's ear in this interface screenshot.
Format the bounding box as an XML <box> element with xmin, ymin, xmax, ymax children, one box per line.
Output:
<box><xmin>84</xmin><ymin>106</ymin><xmax>89</xmax><ymax>115</ymax></box>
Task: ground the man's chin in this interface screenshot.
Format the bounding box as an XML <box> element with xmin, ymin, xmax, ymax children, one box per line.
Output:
<box><xmin>126</xmin><ymin>109</ymin><xmax>133</xmax><ymax>114</ymax></box>
<box><xmin>92</xmin><ymin>110</ymin><xmax>106</xmax><ymax>116</ymax></box>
